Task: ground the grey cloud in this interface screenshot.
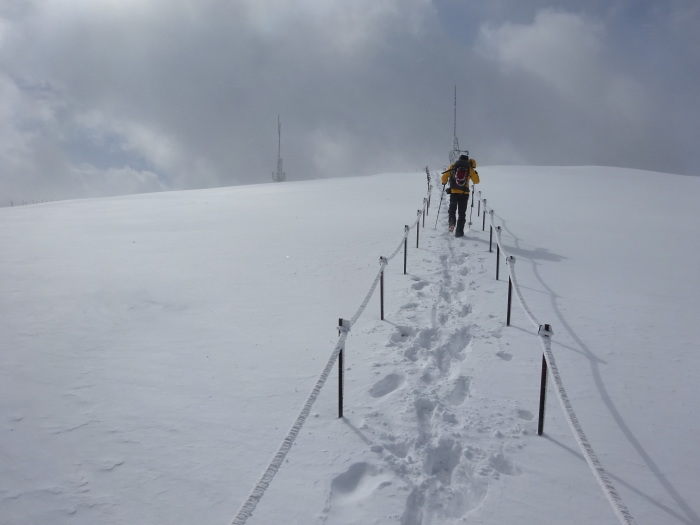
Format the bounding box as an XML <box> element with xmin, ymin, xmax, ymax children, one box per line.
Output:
<box><xmin>1</xmin><ymin>0</ymin><xmax>699</xmax><ymax>204</ymax></box>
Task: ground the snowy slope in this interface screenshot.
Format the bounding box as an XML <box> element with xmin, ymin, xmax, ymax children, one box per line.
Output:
<box><xmin>1</xmin><ymin>168</ymin><xmax>699</xmax><ymax>525</ymax></box>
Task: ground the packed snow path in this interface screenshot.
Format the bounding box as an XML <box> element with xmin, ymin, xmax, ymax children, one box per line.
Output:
<box><xmin>315</xmin><ymin>218</ymin><xmax>536</xmax><ymax>524</ymax></box>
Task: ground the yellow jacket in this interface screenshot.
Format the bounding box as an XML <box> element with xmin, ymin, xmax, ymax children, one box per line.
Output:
<box><xmin>441</xmin><ymin>159</ymin><xmax>479</xmax><ymax>194</ymax></box>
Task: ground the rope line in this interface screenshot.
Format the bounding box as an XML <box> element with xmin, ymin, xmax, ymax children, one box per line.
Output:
<box><xmin>349</xmin><ymin>261</ymin><xmax>386</xmax><ymax>326</ymax></box>
<box><xmin>386</xmin><ymin>211</ymin><xmax>421</xmax><ymax>263</ymax></box>
<box><xmin>229</xmin><ymin>182</ymin><xmax>432</xmax><ymax>525</ymax></box>
<box><xmin>490</xmin><ymin>221</ymin><xmax>540</xmax><ymax>330</ymax></box>
<box><xmin>230</xmin><ymin>335</ymin><xmax>346</xmax><ymax>525</ymax></box>
<box><xmin>483</xmin><ymin>196</ymin><xmax>636</xmax><ymax>525</ymax></box>
<box><xmin>539</xmin><ymin>336</ymin><xmax>636</xmax><ymax>525</ymax></box>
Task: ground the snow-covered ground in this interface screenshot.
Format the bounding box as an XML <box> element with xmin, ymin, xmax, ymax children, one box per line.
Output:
<box><xmin>1</xmin><ymin>167</ymin><xmax>699</xmax><ymax>525</ymax></box>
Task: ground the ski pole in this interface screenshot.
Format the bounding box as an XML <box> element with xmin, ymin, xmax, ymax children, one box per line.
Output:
<box><xmin>434</xmin><ymin>183</ymin><xmax>446</xmax><ymax>229</ymax></box>
<box><xmin>468</xmin><ymin>184</ymin><xmax>474</xmax><ymax>226</ymax></box>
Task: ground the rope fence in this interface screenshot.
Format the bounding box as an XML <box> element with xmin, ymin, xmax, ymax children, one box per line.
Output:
<box><xmin>475</xmin><ymin>188</ymin><xmax>637</xmax><ymax>525</ymax></box>
<box><xmin>231</xmin><ymin>171</ymin><xmax>637</xmax><ymax>525</ymax></box>
<box><xmin>229</xmin><ymin>171</ymin><xmax>434</xmax><ymax>525</ymax></box>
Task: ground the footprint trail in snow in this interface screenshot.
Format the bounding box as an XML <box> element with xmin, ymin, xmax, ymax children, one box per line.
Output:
<box><xmin>320</xmin><ymin>218</ymin><xmax>536</xmax><ymax>525</ymax></box>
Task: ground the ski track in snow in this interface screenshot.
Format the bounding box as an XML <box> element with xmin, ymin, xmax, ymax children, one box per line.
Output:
<box><xmin>320</xmin><ymin>218</ymin><xmax>537</xmax><ymax>524</ymax></box>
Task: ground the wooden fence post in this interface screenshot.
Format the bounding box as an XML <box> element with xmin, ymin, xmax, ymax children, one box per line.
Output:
<box><xmin>403</xmin><ymin>226</ymin><xmax>409</xmax><ymax>275</ymax></box>
<box><xmin>338</xmin><ymin>318</ymin><xmax>345</xmax><ymax>418</ymax></box>
<box><xmin>380</xmin><ymin>257</ymin><xmax>387</xmax><ymax>320</ymax></box>
<box><xmin>416</xmin><ymin>210</ymin><xmax>421</xmax><ymax>248</ymax></box>
<box><xmin>537</xmin><ymin>324</ymin><xmax>554</xmax><ymax>435</ymax></box>
<box><xmin>506</xmin><ymin>256</ymin><xmax>515</xmax><ymax>326</ymax></box>
<box><xmin>538</xmin><ymin>354</ymin><xmax>548</xmax><ymax>435</ymax></box>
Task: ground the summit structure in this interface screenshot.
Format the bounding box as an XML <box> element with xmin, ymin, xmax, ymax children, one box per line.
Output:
<box><xmin>272</xmin><ymin>116</ymin><xmax>286</xmax><ymax>183</ymax></box>
<box><xmin>449</xmin><ymin>86</ymin><xmax>460</xmax><ymax>164</ymax></box>
<box><xmin>448</xmin><ymin>86</ymin><xmax>469</xmax><ymax>164</ymax></box>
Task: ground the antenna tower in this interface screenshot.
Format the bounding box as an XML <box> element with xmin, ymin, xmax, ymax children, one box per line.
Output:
<box><xmin>449</xmin><ymin>85</ymin><xmax>461</xmax><ymax>164</ymax></box>
<box><xmin>272</xmin><ymin>116</ymin><xmax>286</xmax><ymax>182</ymax></box>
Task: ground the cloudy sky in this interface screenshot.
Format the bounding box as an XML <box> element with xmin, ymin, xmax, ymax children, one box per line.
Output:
<box><xmin>1</xmin><ymin>0</ymin><xmax>699</xmax><ymax>202</ymax></box>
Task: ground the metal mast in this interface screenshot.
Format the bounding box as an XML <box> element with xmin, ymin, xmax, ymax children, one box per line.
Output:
<box><xmin>272</xmin><ymin>115</ymin><xmax>286</xmax><ymax>182</ymax></box>
<box><xmin>449</xmin><ymin>85</ymin><xmax>460</xmax><ymax>164</ymax></box>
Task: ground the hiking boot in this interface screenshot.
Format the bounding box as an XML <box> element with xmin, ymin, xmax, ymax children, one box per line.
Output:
<box><xmin>455</xmin><ymin>231</ymin><xmax>464</xmax><ymax>238</ymax></box>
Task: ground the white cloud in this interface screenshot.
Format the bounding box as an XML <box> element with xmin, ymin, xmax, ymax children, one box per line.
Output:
<box><xmin>74</xmin><ymin>164</ymin><xmax>166</xmax><ymax>198</ymax></box>
<box><xmin>73</xmin><ymin>111</ymin><xmax>225</xmax><ymax>190</ymax></box>
<box><xmin>476</xmin><ymin>9</ymin><xmax>648</xmax><ymax>122</ymax></box>
<box><xmin>238</xmin><ymin>0</ymin><xmax>430</xmax><ymax>53</ymax></box>
<box><xmin>477</xmin><ymin>11</ymin><xmax>604</xmax><ymax>100</ymax></box>
<box><xmin>1</xmin><ymin>1</ymin><xmax>698</xmax><ymax>201</ymax></box>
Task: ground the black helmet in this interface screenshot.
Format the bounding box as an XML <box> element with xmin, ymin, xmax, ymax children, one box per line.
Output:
<box><xmin>459</xmin><ymin>154</ymin><xmax>468</xmax><ymax>160</ymax></box>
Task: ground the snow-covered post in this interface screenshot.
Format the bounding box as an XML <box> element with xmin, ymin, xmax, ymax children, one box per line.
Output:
<box><xmin>538</xmin><ymin>354</ymin><xmax>548</xmax><ymax>434</ymax></box>
<box><xmin>496</xmin><ymin>245</ymin><xmax>501</xmax><ymax>281</ymax></box>
<box><xmin>338</xmin><ymin>318</ymin><xmax>345</xmax><ymax>418</ymax></box>
<box><xmin>496</xmin><ymin>226</ymin><xmax>502</xmax><ymax>280</ymax></box>
<box><xmin>338</xmin><ymin>347</ymin><xmax>344</xmax><ymax>418</ymax></box>
<box><xmin>477</xmin><ymin>191</ymin><xmax>482</xmax><ymax>216</ymax></box>
<box><xmin>435</xmin><ymin>184</ymin><xmax>446</xmax><ymax>230</ymax></box>
<box><xmin>469</xmin><ymin>187</ymin><xmax>475</xmax><ymax>227</ymax></box>
<box><xmin>379</xmin><ymin>256</ymin><xmax>388</xmax><ymax>321</ymax></box>
<box><xmin>415</xmin><ymin>210</ymin><xmax>420</xmax><ymax>248</ymax></box>
<box><xmin>482</xmin><ymin>199</ymin><xmax>487</xmax><ymax>231</ymax></box>
<box><xmin>507</xmin><ymin>276</ymin><xmax>513</xmax><ymax>325</ymax></box>
<box><xmin>423</xmin><ymin>198</ymin><xmax>427</xmax><ymax>226</ymax></box>
<box><xmin>425</xmin><ymin>167</ymin><xmax>432</xmax><ymax>212</ymax></box>
<box><xmin>506</xmin><ymin>256</ymin><xmax>515</xmax><ymax>326</ymax></box>
<box><xmin>538</xmin><ymin>354</ymin><xmax>547</xmax><ymax>434</ymax></box>
<box><xmin>489</xmin><ymin>225</ymin><xmax>494</xmax><ymax>253</ymax></box>
<box><xmin>403</xmin><ymin>225</ymin><xmax>409</xmax><ymax>275</ymax></box>
<box><xmin>537</xmin><ymin>324</ymin><xmax>554</xmax><ymax>435</ymax></box>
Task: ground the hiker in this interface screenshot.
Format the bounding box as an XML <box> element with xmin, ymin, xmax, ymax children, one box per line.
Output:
<box><xmin>441</xmin><ymin>154</ymin><xmax>480</xmax><ymax>237</ymax></box>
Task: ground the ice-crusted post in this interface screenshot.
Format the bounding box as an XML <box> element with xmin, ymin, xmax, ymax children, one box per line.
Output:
<box><xmin>403</xmin><ymin>225</ymin><xmax>409</xmax><ymax>275</ymax></box>
<box><xmin>482</xmin><ymin>199</ymin><xmax>487</xmax><ymax>231</ymax></box>
<box><xmin>506</xmin><ymin>256</ymin><xmax>515</xmax><ymax>326</ymax></box>
<box><xmin>537</xmin><ymin>324</ymin><xmax>553</xmax><ymax>434</ymax></box>
<box><xmin>538</xmin><ymin>353</ymin><xmax>547</xmax><ymax>434</ymax></box>
<box><xmin>496</xmin><ymin>226</ymin><xmax>501</xmax><ymax>281</ymax></box>
<box><xmin>416</xmin><ymin>210</ymin><xmax>421</xmax><ymax>248</ymax></box>
<box><xmin>489</xmin><ymin>225</ymin><xmax>494</xmax><ymax>253</ymax></box>
<box><xmin>496</xmin><ymin>245</ymin><xmax>501</xmax><ymax>281</ymax></box>
<box><xmin>427</xmin><ymin>177</ymin><xmax>432</xmax><ymax>212</ymax></box>
<box><xmin>538</xmin><ymin>354</ymin><xmax>547</xmax><ymax>434</ymax></box>
<box><xmin>379</xmin><ymin>256</ymin><xmax>387</xmax><ymax>321</ymax></box>
<box><xmin>423</xmin><ymin>199</ymin><xmax>427</xmax><ymax>226</ymax></box>
<box><xmin>425</xmin><ymin>167</ymin><xmax>432</xmax><ymax>212</ymax></box>
<box><xmin>338</xmin><ymin>318</ymin><xmax>345</xmax><ymax>418</ymax></box>
<box><xmin>496</xmin><ymin>227</ymin><xmax>502</xmax><ymax>280</ymax></box>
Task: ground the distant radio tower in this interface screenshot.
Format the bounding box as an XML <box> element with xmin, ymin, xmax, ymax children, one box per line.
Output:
<box><xmin>449</xmin><ymin>85</ymin><xmax>461</xmax><ymax>164</ymax></box>
<box><xmin>272</xmin><ymin>116</ymin><xmax>286</xmax><ymax>183</ymax></box>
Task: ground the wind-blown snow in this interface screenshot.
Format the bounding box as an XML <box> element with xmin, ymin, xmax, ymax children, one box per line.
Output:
<box><xmin>1</xmin><ymin>167</ymin><xmax>699</xmax><ymax>524</ymax></box>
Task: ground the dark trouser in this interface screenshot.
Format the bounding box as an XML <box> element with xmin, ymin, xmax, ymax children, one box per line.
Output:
<box><xmin>448</xmin><ymin>193</ymin><xmax>470</xmax><ymax>234</ymax></box>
